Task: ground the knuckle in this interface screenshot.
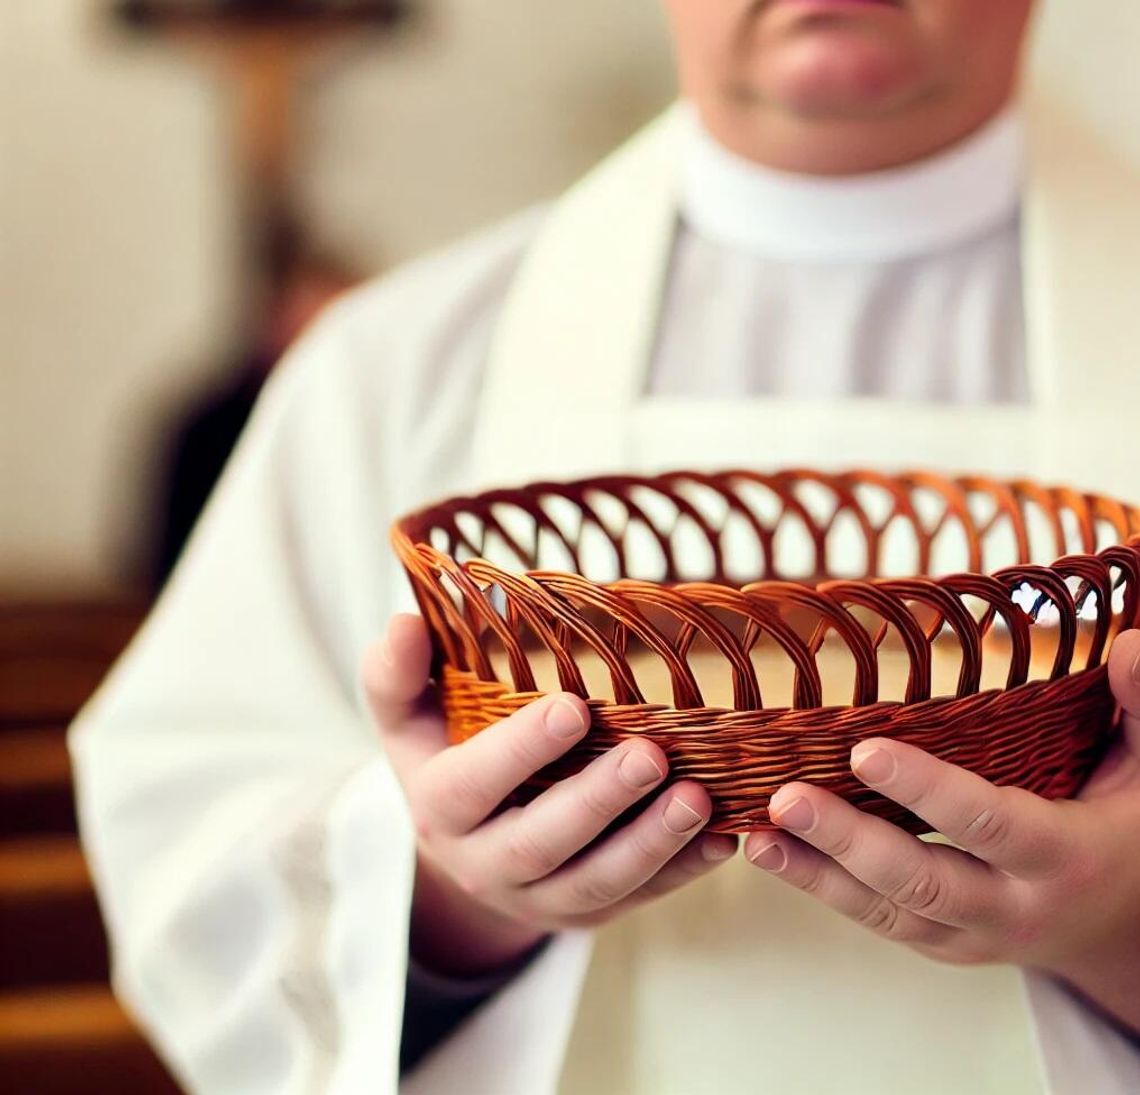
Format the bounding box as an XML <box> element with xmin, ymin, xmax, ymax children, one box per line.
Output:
<box><xmin>626</xmin><ymin>827</ymin><xmax>669</xmax><ymax>869</ymax></box>
<box><xmin>503</xmin><ymin>728</ymin><xmax>548</xmax><ymax>772</ymax></box>
<box><xmin>856</xmin><ymin>896</ymin><xmax>901</xmax><ymax>937</ymax></box>
<box><xmin>901</xmin><ymin>777</ymin><xmax>937</xmax><ymax>814</ymax></box>
<box><xmin>634</xmin><ymin>871</ymin><xmax>671</xmax><ymax>898</ymax></box>
<box><xmin>671</xmin><ymin>841</ymin><xmax>712</xmax><ymax>880</ymax></box>
<box><xmin>887</xmin><ymin>862</ymin><xmax>947</xmax><ymax>917</ymax></box>
<box><xmin>960</xmin><ymin>802</ymin><xmax>1012</xmax><ymax>852</ymax></box>
<box><xmin>823</xmin><ymin>825</ymin><xmax>859</xmax><ymax>862</ymax></box>
<box><xmin>447</xmin><ymin>764</ymin><xmax>493</xmax><ymax>819</ymax></box>
<box><xmin>504</xmin><ymin>823</ymin><xmax>560</xmax><ymax>879</ymax></box>
<box><xmin>638</xmin><ymin>845</ymin><xmax>706</xmax><ymax>896</ymax></box>
<box><xmin>568</xmin><ymin>872</ymin><xmax>623</xmax><ymax>912</ymax></box>
<box><xmin>797</xmin><ymin>868</ymin><xmax>827</xmax><ymax>897</ymax></box>
<box><xmin>577</xmin><ymin>781</ymin><xmax>622</xmax><ymax>824</ymax></box>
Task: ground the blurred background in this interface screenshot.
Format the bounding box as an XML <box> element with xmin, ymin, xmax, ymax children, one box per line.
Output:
<box><xmin>2</xmin><ymin>0</ymin><xmax>675</xmax><ymax>597</ymax></box>
<box><xmin>1</xmin><ymin>1</ymin><xmax>1138</xmax><ymax>1091</ymax></box>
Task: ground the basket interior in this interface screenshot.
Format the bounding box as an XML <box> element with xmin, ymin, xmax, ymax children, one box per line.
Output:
<box><xmin>395</xmin><ymin>471</ymin><xmax>1140</xmax><ymax>711</ymax></box>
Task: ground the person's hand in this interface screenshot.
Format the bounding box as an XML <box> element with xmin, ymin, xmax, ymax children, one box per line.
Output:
<box><xmin>362</xmin><ymin>614</ymin><xmax>738</xmax><ymax>978</ymax></box>
<box><xmin>743</xmin><ymin>629</ymin><xmax>1140</xmax><ymax>1035</ymax></box>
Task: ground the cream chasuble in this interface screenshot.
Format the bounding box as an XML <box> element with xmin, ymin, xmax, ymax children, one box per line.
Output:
<box><xmin>70</xmin><ymin>91</ymin><xmax>1140</xmax><ymax>1095</ymax></box>
<box><xmin>472</xmin><ymin>100</ymin><xmax>1140</xmax><ymax>1094</ymax></box>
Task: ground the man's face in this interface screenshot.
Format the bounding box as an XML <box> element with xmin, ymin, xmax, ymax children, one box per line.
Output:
<box><xmin>664</xmin><ymin>0</ymin><xmax>1036</xmax><ymax>122</ymax></box>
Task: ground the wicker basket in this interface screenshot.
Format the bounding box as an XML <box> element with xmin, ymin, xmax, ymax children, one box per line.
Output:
<box><xmin>392</xmin><ymin>470</ymin><xmax>1140</xmax><ymax>834</ymax></box>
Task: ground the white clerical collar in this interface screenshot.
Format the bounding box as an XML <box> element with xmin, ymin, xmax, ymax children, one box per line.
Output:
<box><xmin>680</xmin><ymin>101</ymin><xmax>1025</xmax><ymax>263</ymax></box>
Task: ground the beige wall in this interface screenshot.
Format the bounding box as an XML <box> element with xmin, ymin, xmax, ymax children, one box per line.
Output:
<box><xmin>3</xmin><ymin>1</ymin><xmax>1138</xmax><ymax>595</ymax></box>
<box><xmin>1032</xmin><ymin>2</ymin><xmax>1140</xmax><ymax>166</ymax></box>
<box><xmin>3</xmin><ymin>1</ymin><xmax>239</xmax><ymax>595</ymax></box>
<box><xmin>1</xmin><ymin>0</ymin><xmax>674</xmax><ymax>595</ymax></box>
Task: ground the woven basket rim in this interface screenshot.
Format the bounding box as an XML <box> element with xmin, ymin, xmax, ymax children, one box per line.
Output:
<box><xmin>392</xmin><ymin>467</ymin><xmax>1140</xmax><ymax>595</ymax></box>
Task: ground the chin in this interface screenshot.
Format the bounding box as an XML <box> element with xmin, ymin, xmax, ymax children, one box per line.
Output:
<box><xmin>743</xmin><ymin>18</ymin><xmax>929</xmax><ymax>118</ymax></box>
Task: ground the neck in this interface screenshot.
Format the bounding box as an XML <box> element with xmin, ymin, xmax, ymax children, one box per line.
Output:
<box><xmin>697</xmin><ymin>84</ymin><xmax>1020</xmax><ymax>176</ymax></box>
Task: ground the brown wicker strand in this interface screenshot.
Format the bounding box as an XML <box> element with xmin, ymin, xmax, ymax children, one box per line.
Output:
<box><xmin>392</xmin><ymin>469</ymin><xmax>1140</xmax><ymax>834</ymax></box>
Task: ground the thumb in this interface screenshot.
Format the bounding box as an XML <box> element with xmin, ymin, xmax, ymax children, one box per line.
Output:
<box><xmin>1106</xmin><ymin>628</ymin><xmax>1140</xmax><ymax>756</ymax></box>
<box><xmin>361</xmin><ymin>613</ymin><xmax>447</xmax><ymax>775</ymax></box>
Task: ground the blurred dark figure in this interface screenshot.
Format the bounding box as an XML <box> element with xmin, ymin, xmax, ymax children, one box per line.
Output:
<box><xmin>152</xmin><ymin>222</ymin><xmax>355</xmax><ymax>588</ymax></box>
<box><xmin>114</xmin><ymin>3</ymin><xmax>406</xmax><ymax>592</ymax></box>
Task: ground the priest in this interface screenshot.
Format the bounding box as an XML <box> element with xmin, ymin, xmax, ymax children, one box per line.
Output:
<box><xmin>72</xmin><ymin>1</ymin><xmax>1140</xmax><ymax>1091</ymax></box>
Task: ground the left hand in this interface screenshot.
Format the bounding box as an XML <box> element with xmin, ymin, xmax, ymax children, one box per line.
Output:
<box><xmin>744</xmin><ymin>629</ymin><xmax>1140</xmax><ymax>1033</ymax></box>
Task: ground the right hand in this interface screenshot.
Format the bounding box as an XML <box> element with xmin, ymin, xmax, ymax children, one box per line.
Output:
<box><xmin>362</xmin><ymin>614</ymin><xmax>738</xmax><ymax>977</ymax></box>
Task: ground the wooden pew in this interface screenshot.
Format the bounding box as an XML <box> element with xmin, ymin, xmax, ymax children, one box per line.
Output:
<box><xmin>0</xmin><ymin>986</ymin><xmax>181</xmax><ymax>1095</ymax></box>
<box><xmin>0</xmin><ymin>598</ymin><xmax>182</xmax><ymax>1091</ymax></box>
<box><xmin>0</xmin><ymin>837</ymin><xmax>109</xmax><ymax>987</ymax></box>
<box><xmin>0</xmin><ymin>727</ymin><xmax>76</xmax><ymax>835</ymax></box>
<box><xmin>0</xmin><ymin>600</ymin><xmax>147</xmax><ymax>727</ymax></box>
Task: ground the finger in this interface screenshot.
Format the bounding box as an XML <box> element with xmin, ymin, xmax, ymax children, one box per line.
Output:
<box><xmin>764</xmin><ymin>782</ymin><xmax>1005</xmax><ymax>929</ymax></box>
<box><xmin>622</xmin><ymin>831</ymin><xmax>738</xmax><ymax>901</ymax></box>
<box><xmin>414</xmin><ymin>692</ymin><xmax>590</xmax><ymax>836</ymax></box>
<box><xmin>362</xmin><ymin>614</ymin><xmax>434</xmax><ymax>726</ymax></box>
<box><xmin>363</xmin><ymin>615</ymin><xmax>446</xmax><ymax>776</ymax></box>
<box><xmin>579</xmin><ymin>832</ymin><xmax>738</xmax><ymax>924</ymax></box>
<box><xmin>470</xmin><ymin>738</ymin><xmax>670</xmax><ymax>885</ymax></box>
<box><xmin>744</xmin><ymin>831</ymin><xmax>960</xmax><ymax>949</ymax></box>
<box><xmin>1107</xmin><ymin>629</ymin><xmax>1140</xmax><ymax>752</ymax></box>
<box><xmin>847</xmin><ymin>738</ymin><xmax>1069</xmax><ymax>878</ymax></box>
<box><xmin>526</xmin><ymin>782</ymin><xmax>711</xmax><ymax>917</ymax></box>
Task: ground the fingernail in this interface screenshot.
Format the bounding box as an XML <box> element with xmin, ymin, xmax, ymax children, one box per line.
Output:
<box><xmin>378</xmin><ymin>636</ymin><xmax>394</xmax><ymax>668</ymax></box>
<box><xmin>1130</xmin><ymin>649</ymin><xmax>1140</xmax><ymax>687</ymax></box>
<box><xmin>618</xmin><ymin>748</ymin><xmax>665</xmax><ymax>788</ymax></box>
<box><xmin>701</xmin><ymin>835</ymin><xmax>737</xmax><ymax>862</ymax></box>
<box><xmin>771</xmin><ymin>795</ymin><xmax>815</xmax><ymax>833</ymax></box>
<box><xmin>663</xmin><ymin>798</ymin><xmax>704</xmax><ymax>834</ymax></box>
<box><xmin>851</xmin><ymin>745</ymin><xmax>896</xmax><ymax>786</ymax></box>
<box><xmin>748</xmin><ymin>841</ymin><xmax>787</xmax><ymax>872</ymax></box>
<box><xmin>545</xmin><ymin>697</ymin><xmax>587</xmax><ymax>739</ymax></box>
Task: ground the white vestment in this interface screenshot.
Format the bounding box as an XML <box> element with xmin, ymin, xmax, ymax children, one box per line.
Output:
<box><xmin>71</xmin><ymin>97</ymin><xmax>1140</xmax><ymax>1094</ymax></box>
<box><xmin>655</xmin><ymin>103</ymin><xmax>1027</xmax><ymax>404</ymax></box>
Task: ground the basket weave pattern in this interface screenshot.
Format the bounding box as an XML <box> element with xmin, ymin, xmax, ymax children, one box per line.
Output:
<box><xmin>392</xmin><ymin>470</ymin><xmax>1140</xmax><ymax>833</ymax></box>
